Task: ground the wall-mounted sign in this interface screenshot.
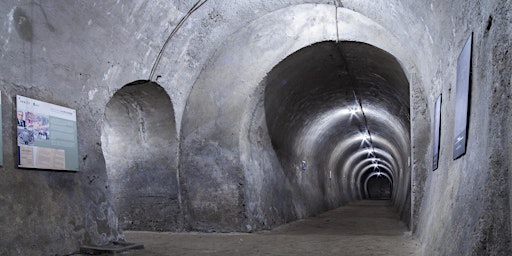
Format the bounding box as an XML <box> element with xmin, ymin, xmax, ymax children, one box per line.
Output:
<box><xmin>432</xmin><ymin>94</ymin><xmax>442</xmax><ymax>171</ymax></box>
<box><xmin>453</xmin><ymin>34</ymin><xmax>472</xmax><ymax>160</ymax></box>
<box><xmin>0</xmin><ymin>91</ymin><xmax>3</xmax><ymax>166</ymax></box>
<box><xmin>16</xmin><ymin>95</ymin><xmax>78</xmax><ymax>171</ymax></box>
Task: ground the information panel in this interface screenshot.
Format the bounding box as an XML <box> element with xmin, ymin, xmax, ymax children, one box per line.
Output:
<box><xmin>16</xmin><ymin>95</ymin><xmax>78</xmax><ymax>171</ymax></box>
<box><xmin>0</xmin><ymin>91</ymin><xmax>3</xmax><ymax>166</ymax></box>
<box><xmin>432</xmin><ymin>94</ymin><xmax>442</xmax><ymax>171</ymax></box>
<box><xmin>453</xmin><ymin>34</ymin><xmax>472</xmax><ymax>160</ymax></box>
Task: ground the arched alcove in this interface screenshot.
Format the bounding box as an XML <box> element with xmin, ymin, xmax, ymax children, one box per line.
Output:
<box><xmin>101</xmin><ymin>80</ymin><xmax>179</xmax><ymax>231</ymax></box>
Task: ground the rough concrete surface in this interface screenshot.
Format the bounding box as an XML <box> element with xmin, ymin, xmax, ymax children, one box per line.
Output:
<box><xmin>116</xmin><ymin>201</ymin><xmax>419</xmax><ymax>256</ymax></box>
<box><xmin>101</xmin><ymin>81</ymin><xmax>180</xmax><ymax>231</ymax></box>
<box><xmin>0</xmin><ymin>0</ymin><xmax>510</xmax><ymax>255</ymax></box>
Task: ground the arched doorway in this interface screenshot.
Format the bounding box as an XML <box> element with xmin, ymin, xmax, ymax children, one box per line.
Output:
<box><xmin>364</xmin><ymin>171</ymin><xmax>393</xmax><ymax>200</ymax></box>
<box><xmin>101</xmin><ymin>80</ymin><xmax>179</xmax><ymax>231</ymax></box>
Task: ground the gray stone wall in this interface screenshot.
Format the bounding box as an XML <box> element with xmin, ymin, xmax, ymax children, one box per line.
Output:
<box><xmin>101</xmin><ymin>81</ymin><xmax>180</xmax><ymax>231</ymax></box>
<box><xmin>413</xmin><ymin>1</ymin><xmax>512</xmax><ymax>255</ymax></box>
<box><xmin>0</xmin><ymin>1</ymin><xmax>183</xmax><ymax>254</ymax></box>
<box><xmin>0</xmin><ymin>0</ymin><xmax>510</xmax><ymax>255</ymax></box>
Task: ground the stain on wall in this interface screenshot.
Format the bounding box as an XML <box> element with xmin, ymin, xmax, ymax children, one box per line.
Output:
<box><xmin>13</xmin><ymin>7</ymin><xmax>33</xmax><ymax>42</ymax></box>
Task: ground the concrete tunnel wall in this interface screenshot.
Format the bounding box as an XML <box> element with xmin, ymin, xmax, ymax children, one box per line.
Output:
<box><xmin>180</xmin><ymin>5</ymin><xmax>415</xmax><ymax>232</ymax></box>
<box><xmin>261</xmin><ymin>41</ymin><xmax>410</xmax><ymax>222</ymax></box>
<box><xmin>0</xmin><ymin>1</ymin><xmax>511</xmax><ymax>255</ymax></box>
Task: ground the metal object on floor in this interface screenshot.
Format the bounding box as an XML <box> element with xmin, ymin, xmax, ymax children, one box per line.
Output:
<box><xmin>80</xmin><ymin>241</ymin><xmax>144</xmax><ymax>255</ymax></box>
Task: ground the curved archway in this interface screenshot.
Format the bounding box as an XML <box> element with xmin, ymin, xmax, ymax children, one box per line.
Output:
<box><xmin>364</xmin><ymin>172</ymin><xmax>393</xmax><ymax>199</ymax></box>
<box><xmin>180</xmin><ymin>4</ymin><xmax>420</xmax><ymax>231</ymax></box>
<box><xmin>264</xmin><ymin>40</ymin><xmax>409</xmax><ymax>209</ymax></box>
<box><xmin>101</xmin><ymin>80</ymin><xmax>179</xmax><ymax>231</ymax></box>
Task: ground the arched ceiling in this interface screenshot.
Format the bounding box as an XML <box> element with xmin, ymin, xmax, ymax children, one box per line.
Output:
<box><xmin>179</xmin><ymin>3</ymin><xmax>420</xmax><ymax>230</ymax></box>
<box><xmin>264</xmin><ymin>41</ymin><xmax>410</xmax><ymax>201</ymax></box>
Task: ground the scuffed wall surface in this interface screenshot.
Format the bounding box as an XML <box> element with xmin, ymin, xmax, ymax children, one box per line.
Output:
<box><xmin>0</xmin><ymin>1</ymin><xmax>183</xmax><ymax>254</ymax></box>
<box><xmin>0</xmin><ymin>0</ymin><xmax>510</xmax><ymax>255</ymax></box>
<box><xmin>101</xmin><ymin>82</ymin><xmax>180</xmax><ymax>231</ymax></box>
<box><xmin>413</xmin><ymin>0</ymin><xmax>512</xmax><ymax>255</ymax></box>
<box><xmin>0</xmin><ymin>0</ymin><xmax>420</xmax><ymax>252</ymax></box>
<box><xmin>180</xmin><ymin>4</ymin><xmax>417</xmax><ymax>232</ymax></box>
<box><xmin>240</xmin><ymin>80</ymin><xmax>298</xmax><ymax>231</ymax></box>
<box><xmin>0</xmin><ymin>83</ymin><xmax>120</xmax><ymax>255</ymax></box>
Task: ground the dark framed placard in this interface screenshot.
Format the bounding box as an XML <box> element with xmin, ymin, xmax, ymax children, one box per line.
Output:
<box><xmin>453</xmin><ymin>33</ymin><xmax>472</xmax><ymax>160</ymax></box>
<box><xmin>0</xmin><ymin>91</ymin><xmax>3</xmax><ymax>166</ymax></box>
<box><xmin>432</xmin><ymin>94</ymin><xmax>442</xmax><ymax>171</ymax></box>
<box><xmin>16</xmin><ymin>95</ymin><xmax>78</xmax><ymax>171</ymax></box>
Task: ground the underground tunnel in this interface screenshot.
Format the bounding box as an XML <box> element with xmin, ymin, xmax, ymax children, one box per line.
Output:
<box><xmin>104</xmin><ymin>39</ymin><xmax>413</xmax><ymax>251</ymax></box>
<box><xmin>2</xmin><ymin>1</ymin><xmax>511</xmax><ymax>255</ymax></box>
<box><xmin>263</xmin><ymin>40</ymin><xmax>410</xmax><ymax>221</ymax></box>
<box><xmin>179</xmin><ymin>39</ymin><xmax>412</xmax><ymax>233</ymax></box>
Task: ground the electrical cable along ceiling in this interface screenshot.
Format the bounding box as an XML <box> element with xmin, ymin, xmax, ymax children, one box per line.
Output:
<box><xmin>264</xmin><ymin>40</ymin><xmax>410</xmax><ymax>202</ymax></box>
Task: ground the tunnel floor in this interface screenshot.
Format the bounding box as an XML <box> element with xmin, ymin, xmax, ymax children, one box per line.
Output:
<box><xmin>99</xmin><ymin>200</ymin><xmax>419</xmax><ymax>256</ymax></box>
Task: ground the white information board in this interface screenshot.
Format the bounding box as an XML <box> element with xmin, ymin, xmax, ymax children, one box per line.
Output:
<box><xmin>16</xmin><ymin>95</ymin><xmax>78</xmax><ymax>171</ymax></box>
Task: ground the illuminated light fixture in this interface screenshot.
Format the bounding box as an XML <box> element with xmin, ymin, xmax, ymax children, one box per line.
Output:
<box><xmin>348</xmin><ymin>107</ymin><xmax>360</xmax><ymax>123</ymax></box>
<box><xmin>359</xmin><ymin>131</ymin><xmax>372</xmax><ymax>148</ymax></box>
<box><xmin>361</xmin><ymin>131</ymin><xmax>371</xmax><ymax>142</ymax></box>
<box><xmin>366</xmin><ymin>148</ymin><xmax>376</xmax><ymax>158</ymax></box>
<box><xmin>349</xmin><ymin>107</ymin><xmax>358</xmax><ymax>116</ymax></box>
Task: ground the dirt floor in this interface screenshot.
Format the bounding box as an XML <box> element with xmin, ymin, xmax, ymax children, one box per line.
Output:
<box><xmin>88</xmin><ymin>200</ymin><xmax>420</xmax><ymax>255</ymax></box>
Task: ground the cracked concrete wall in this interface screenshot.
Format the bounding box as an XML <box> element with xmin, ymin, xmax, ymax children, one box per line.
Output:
<box><xmin>0</xmin><ymin>0</ymin><xmax>511</xmax><ymax>255</ymax></box>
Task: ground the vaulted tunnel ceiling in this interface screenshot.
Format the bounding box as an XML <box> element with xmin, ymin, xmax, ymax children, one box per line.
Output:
<box><xmin>264</xmin><ymin>41</ymin><xmax>410</xmax><ymax>200</ymax></box>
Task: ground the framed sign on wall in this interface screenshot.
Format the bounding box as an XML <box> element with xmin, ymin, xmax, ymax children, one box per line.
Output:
<box><xmin>453</xmin><ymin>33</ymin><xmax>472</xmax><ymax>160</ymax></box>
<box><xmin>432</xmin><ymin>94</ymin><xmax>442</xmax><ymax>171</ymax></box>
<box><xmin>0</xmin><ymin>91</ymin><xmax>2</xmax><ymax>166</ymax></box>
<box><xmin>16</xmin><ymin>95</ymin><xmax>78</xmax><ymax>171</ymax></box>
